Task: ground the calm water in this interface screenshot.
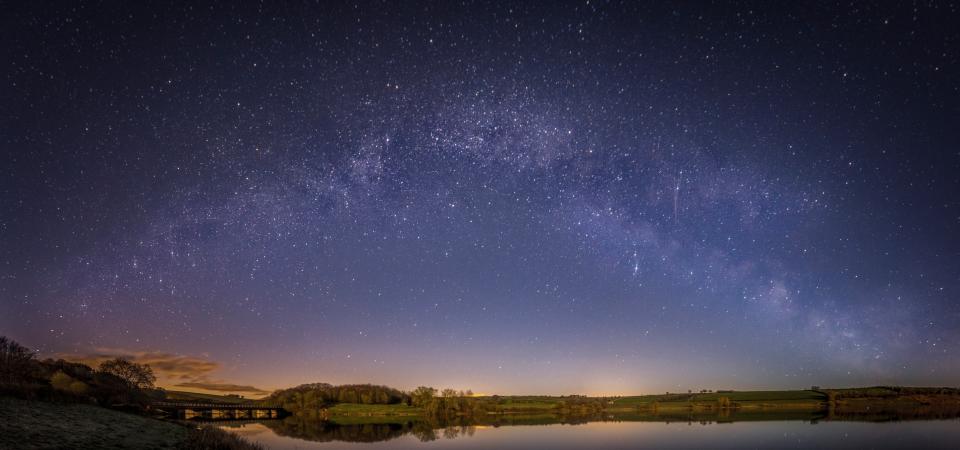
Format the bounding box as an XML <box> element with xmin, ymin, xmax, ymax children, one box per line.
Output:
<box><xmin>219</xmin><ymin>416</ymin><xmax>960</xmax><ymax>449</ymax></box>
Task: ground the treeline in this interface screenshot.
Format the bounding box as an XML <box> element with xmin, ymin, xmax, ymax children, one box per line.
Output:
<box><xmin>555</xmin><ymin>395</ymin><xmax>607</xmax><ymax>414</ymax></box>
<box><xmin>411</xmin><ymin>387</ymin><xmax>487</xmax><ymax>418</ymax></box>
<box><xmin>0</xmin><ymin>336</ymin><xmax>163</xmax><ymax>410</ymax></box>
<box><xmin>414</xmin><ymin>389</ymin><xmax>608</xmax><ymax>419</ymax></box>
<box><xmin>826</xmin><ymin>386</ymin><xmax>960</xmax><ymax>399</ymax></box>
<box><xmin>267</xmin><ymin>383</ymin><xmax>409</xmax><ymax>414</ymax></box>
<box><xmin>268</xmin><ymin>384</ymin><xmax>492</xmax><ymax>419</ymax></box>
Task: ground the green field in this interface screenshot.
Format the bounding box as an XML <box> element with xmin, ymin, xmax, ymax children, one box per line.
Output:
<box><xmin>481</xmin><ymin>395</ymin><xmax>566</xmax><ymax>411</ymax></box>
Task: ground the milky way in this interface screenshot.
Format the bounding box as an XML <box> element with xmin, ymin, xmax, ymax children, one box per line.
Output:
<box><xmin>2</xmin><ymin>2</ymin><xmax>959</xmax><ymax>395</ymax></box>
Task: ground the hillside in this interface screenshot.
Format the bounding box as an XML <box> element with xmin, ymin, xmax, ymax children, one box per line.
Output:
<box><xmin>0</xmin><ymin>396</ymin><xmax>187</xmax><ymax>449</ymax></box>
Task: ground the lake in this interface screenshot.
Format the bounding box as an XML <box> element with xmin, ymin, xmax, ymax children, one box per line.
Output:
<box><xmin>218</xmin><ymin>414</ymin><xmax>960</xmax><ymax>449</ymax></box>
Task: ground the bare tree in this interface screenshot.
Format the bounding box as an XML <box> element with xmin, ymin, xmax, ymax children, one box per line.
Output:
<box><xmin>441</xmin><ymin>388</ymin><xmax>458</xmax><ymax>398</ymax></box>
<box><xmin>98</xmin><ymin>358</ymin><xmax>156</xmax><ymax>389</ymax></box>
<box><xmin>0</xmin><ymin>336</ymin><xmax>36</xmax><ymax>385</ymax></box>
<box><xmin>410</xmin><ymin>386</ymin><xmax>436</xmax><ymax>406</ymax></box>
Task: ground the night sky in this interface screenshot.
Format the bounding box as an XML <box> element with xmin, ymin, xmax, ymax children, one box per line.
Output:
<box><xmin>2</xmin><ymin>1</ymin><xmax>959</xmax><ymax>397</ymax></box>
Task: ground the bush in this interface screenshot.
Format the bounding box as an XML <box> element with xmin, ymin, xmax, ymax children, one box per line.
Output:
<box><xmin>50</xmin><ymin>371</ymin><xmax>75</xmax><ymax>391</ymax></box>
<box><xmin>68</xmin><ymin>380</ymin><xmax>90</xmax><ymax>396</ymax></box>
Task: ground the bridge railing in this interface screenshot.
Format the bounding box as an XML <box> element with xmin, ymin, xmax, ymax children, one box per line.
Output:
<box><xmin>152</xmin><ymin>401</ymin><xmax>284</xmax><ymax>409</ymax></box>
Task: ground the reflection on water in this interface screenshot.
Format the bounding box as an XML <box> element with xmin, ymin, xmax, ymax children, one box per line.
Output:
<box><xmin>219</xmin><ymin>410</ymin><xmax>960</xmax><ymax>449</ymax></box>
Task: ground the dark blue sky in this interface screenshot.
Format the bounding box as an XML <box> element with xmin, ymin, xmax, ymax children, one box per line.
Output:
<box><xmin>2</xmin><ymin>1</ymin><xmax>958</xmax><ymax>395</ymax></box>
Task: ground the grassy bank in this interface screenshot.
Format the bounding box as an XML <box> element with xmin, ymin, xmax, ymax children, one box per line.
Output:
<box><xmin>0</xmin><ymin>396</ymin><xmax>261</xmax><ymax>450</ymax></box>
<box><xmin>0</xmin><ymin>396</ymin><xmax>187</xmax><ymax>449</ymax></box>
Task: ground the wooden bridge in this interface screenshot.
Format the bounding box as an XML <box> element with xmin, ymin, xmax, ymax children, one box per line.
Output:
<box><xmin>151</xmin><ymin>401</ymin><xmax>289</xmax><ymax>420</ymax></box>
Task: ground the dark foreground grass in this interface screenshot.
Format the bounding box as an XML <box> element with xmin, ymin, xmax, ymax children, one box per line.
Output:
<box><xmin>0</xmin><ymin>396</ymin><xmax>185</xmax><ymax>449</ymax></box>
<box><xmin>178</xmin><ymin>425</ymin><xmax>264</xmax><ymax>450</ymax></box>
<box><xmin>0</xmin><ymin>396</ymin><xmax>261</xmax><ymax>450</ymax></box>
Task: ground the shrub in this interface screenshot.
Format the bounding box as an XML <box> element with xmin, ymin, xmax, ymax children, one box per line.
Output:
<box><xmin>69</xmin><ymin>381</ymin><xmax>90</xmax><ymax>396</ymax></box>
<box><xmin>50</xmin><ymin>371</ymin><xmax>76</xmax><ymax>391</ymax></box>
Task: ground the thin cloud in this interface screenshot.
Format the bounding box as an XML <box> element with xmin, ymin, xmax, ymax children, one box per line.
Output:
<box><xmin>61</xmin><ymin>348</ymin><xmax>220</xmax><ymax>382</ymax></box>
<box><xmin>174</xmin><ymin>382</ymin><xmax>271</xmax><ymax>396</ymax></box>
<box><xmin>57</xmin><ymin>347</ymin><xmax>270</xmax><ymax>397</ymax></box>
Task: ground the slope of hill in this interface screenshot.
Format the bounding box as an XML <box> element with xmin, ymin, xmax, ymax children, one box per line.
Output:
<box><xmin>0</xmin><ymin>396</ymin><xmax>187</xmax><ymax>449</ymax></box>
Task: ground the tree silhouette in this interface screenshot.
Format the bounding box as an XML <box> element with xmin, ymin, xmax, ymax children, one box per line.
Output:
<box><xmin>98</xmin><ymin>358</ymin><xmax>156</xmax><ymax>389</ymax></box>
<box><xmin>0</xmin><ymin>336</ymin><xmax>36</xmax><ymax>385</ymax></box>
<box><xmin>411</xmin><ymin>386</ymin><xmax>437</xmax><ymax>407</ymax></box>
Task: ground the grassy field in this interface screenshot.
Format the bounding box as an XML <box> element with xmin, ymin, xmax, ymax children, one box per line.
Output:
<box><xmin>482</xmin><ymin>396</ymin><xmax>565</xmax><ymax>412</ymax></box>
<box><xmin>0</xmin><ymin>396</ymin><xmax>188</xmax><ymax>449</ymax></box>
<box><xmin>0</xmin><ymin>396</ymin><xmax>265</xmax><ymax>450</ymax></box>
